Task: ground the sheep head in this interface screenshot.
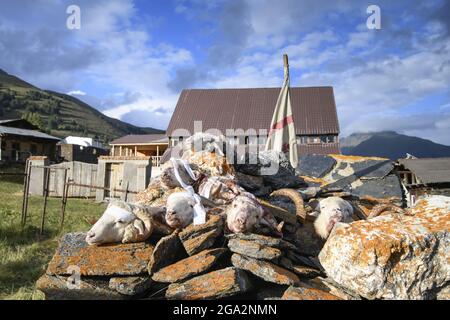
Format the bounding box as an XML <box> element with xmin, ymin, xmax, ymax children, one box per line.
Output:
<box><xmin>225</xmin><ymin>194</ymin><xmax>282</xmax><ymax>236</ymax></box>
<box><xmin>85</xmin><ymin>201</ymin><xmax>155</xmax><ymax>245</ymax></box>
<box><xmin>313</xmin><ymin>197</ymin><xmax>354</xmax><ymax>239</ymax></box>
<box><xmin>165</xmin><ymin>192</ymin><xmax>195</xmax><ymax>229</ymax></box>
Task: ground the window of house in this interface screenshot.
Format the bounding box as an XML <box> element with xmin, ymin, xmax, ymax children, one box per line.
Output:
<box><xmin>1</xmin><ymin>141</ymin><xmax>6</xmax><ymax>150</ymax></box>
<box><xmin>307</xmin><ymin>136</ymin><xmax>321</xmax><ymax>144</ymax></box>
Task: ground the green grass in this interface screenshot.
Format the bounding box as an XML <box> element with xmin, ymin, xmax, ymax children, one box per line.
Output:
<box><xmin>0</xmin><ymin>173</ymin><xmax>106</xmax><ymax>300</ymax></box>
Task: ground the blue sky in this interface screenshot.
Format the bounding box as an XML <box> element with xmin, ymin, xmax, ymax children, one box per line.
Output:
<box><xmin>0</xmin><ymin>0</ymin><xmax>449</xmax><ymax>144</ymax></box>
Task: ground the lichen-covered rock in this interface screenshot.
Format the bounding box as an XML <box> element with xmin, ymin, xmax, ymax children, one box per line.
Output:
<box><xmin>148</xmin><ymin>231</ymin><xmax>187</xmax><ymax>274</ymax></box>
<box><xmin>36</xmin><ymin>274</ymin><xmax>125</xmax><ymax>300</ymax></box>
<box><xmin>231</xmin><ymin>254</ymin><xmax>299</xmax><ymax>286</ymax></box>
<box><xmin>227</xmin><ymin>238</ymin><xmax>282</xmax><ymax>260</ymax></box>
<box><xmin>152</xmin><ymin>248</ymin><xmax>227</xmax><ymax>283</ymax></box>
<box><xmin>310</xmin><ymin>277</ymin><xmax>362</xmax><ymax>300</ymax></box>
<box><xmin>178</xmin><ymin>215</ymin><xmax>224</xmax><ymax>255</ymax></box>
<box><xmin>291</xmin><ymin>265</ymin><xmax>322</xmax><ymax>278</ymax></box>
<box><xmin>47</xmin><ymin>232</ymin><xmax>153</xmax><ymax>277</ymax></box>
<box><xmin>182</xmin><ymin>150</ymin><xmax>235</xmax><ymax>177</ymax></box>
<box><xmin>319</xmin><ymin>196</ymin><xmax>450</xmax><ymax>300</ymax></box>
<box><xmin>109</xmin><ymin>277</ymin><xmax>153</xmax><ymax>296</ymax></box>
<box><xmin>281</xmin><ymin>284</ymin><xmax>341</xmax><ymax>300</ymax></box>
<box><xmin>165</xmin><ymin>267</ymin><xmax>251</xmax><ymax>300</ymax></box>
<box><xmin>436</xmin><ymin>285</ymin><xmax>450</xmax><ymax>300</ymax></box>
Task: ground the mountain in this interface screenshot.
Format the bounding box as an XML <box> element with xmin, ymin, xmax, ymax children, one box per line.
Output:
<box><xmin>341</xmin><ymin>131</ymin><xmax>450</xmax><ymax>160</ymax></box>
<box><xmin>0</xmin><ymin>68</ymin><xmax>164</xmax><ymax>143</ymax></box>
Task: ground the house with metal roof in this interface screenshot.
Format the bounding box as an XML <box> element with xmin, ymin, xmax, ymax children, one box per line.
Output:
<box><xmin>396</xmin><ymin>157</ymin><xmax>450</xmax><ymax>206</ymax></box>
<box><xmin>166</xmin><ymin>87</ymin><xmax>341</xmax><ymax>155</ymax></box>
<box><xmin>0</xmin><ymin>119</ymin><xmax>60</xmax><ymax>163</ymax></box>
<box><xmin>109</xmin><ymin>134</ymin><xmax>169</xmax><ymax>167</ymax></box>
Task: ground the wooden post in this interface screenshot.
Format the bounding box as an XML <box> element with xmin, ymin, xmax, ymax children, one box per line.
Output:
<box><xmin>135</xmin><ymin>146</ymin><xmax>137</xmax><ymax>157</ymax></box>
<box><xmin>59</xmin><ymin>168</ymin><xmax>68</xmax><ymax>233</ymax></box>
<box><xmin>156</xmin><ymin>145</ymin><xmax>160</xmax><ymax>167</ymax></box>
<box><xmin>40</xmin><ymin>167</ymin><xmax>50</xmax><ymax>235</ymax></box>
<box><xmin>119</xmin><ymin>146</ymin><xmax>122</xmax><ymax>156</ymax></box>
<box><xmin>21</xmin><ymin>159</ymin><xmax>30</xmax><ymax>227</ymax></box>
<box><xmin>112</xmin><ymin>145</ymin><xmax>115</xmax><ymax>156</ymax></box>
<box><xmin>283</xmin><ymin>53</ymin><xmax>289</xmax><ymax>67</ymax></box>
<box><xmin>124</xmin><ymin>181</ymin><xmax>129</xmax><ymax>202</ymax></box>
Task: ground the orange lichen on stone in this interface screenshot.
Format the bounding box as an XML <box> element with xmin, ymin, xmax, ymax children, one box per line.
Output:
<box><xmin>231</xmin><ymin>253</ymin><xmax>299</xmax><ymax>286</ymax></box>
<box><xmin>183</xmin><ymin>150</ymin><xmax>235</xmax><ymax>176</ymax></box>
<box><xmin>47</xmin><ymin>233</ymin><xmax>153</xmax><ymax>277</ymax></box>
<box><xmin>281</xmin><ymin>285</ymin><xmax>341</xmax><ymax>300</ymax></box>
<box><xmin>319</xmin><ymin>196</ymin><xmax>450</xmax><ymax>299</ymax></box>
<box><xmin>152</xmin><ymin>248</ymin><xmax>226</xmax><ymax>283</ymax></box>
<box><xmin>165</xmin><ymin>267</ymin><xmax>251</xmax><ymax>300</ymax></box>
<box><xmin>300</xmin><ymin>176</ymin><xmax>327</xmax><ymax>186</ymax></box>
<box><xmin>330</xmin><ymin>154</ymin><xmax>389</xmax><ymax>162</ymax></box>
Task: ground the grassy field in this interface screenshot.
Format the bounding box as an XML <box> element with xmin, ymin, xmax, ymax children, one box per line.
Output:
<box><xmin>0</xmin><ymin>171</ymin><xmax>106</xmax><ymax>300</ymax></box>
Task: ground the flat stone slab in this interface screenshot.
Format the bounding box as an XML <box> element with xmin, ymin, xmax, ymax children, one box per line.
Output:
<box><xmin>47</xmin><ymin>232</ymin><xmax>154</xmax><ymax>277</ymax></box>
<box><xmin>36</xmin><ymin>274</ymin><xmax>125</xmax><ymax>300</ymax></box>
<box><xmin>227</xmin><ymin>238</ymin><xmax>282</xmax><ymax>260</ymax></box>
<box><xmin>291</xmin><ymin>265</ymin><xmax>322</xmax><ymax>278</ymax></box>
<box><xmin>231</xmin><ymin>253</ymin><xmax>299</xmax><ymax>286</ymax></box>
<box><xmin>148</xmin><ymin>231</ymin><xmax>186</xmax><ymax>274</ymax></box>
<box><xmin>179</xmin><ymin>215</ymin><xmax>224</xmax><ymax>255</ymax></box>
<box><xmin>165</xmin><ymin>267</ymin><xmax>252</xmax><ymax>300</ymax></box>
<box><xmin>349</xmin><ymin>174</ymin><xmax>402</xmax><ymax>200</ymax></box>
<box><xmin>152</xmin><ymin>248</ymin><xmax>227</xmax><ymax>283</ymax></box>
<box><xmin>226</xmin><ymin>233</ymin><xmax>297</xmax><ymax>251</ymax></box>
<box><xmin>281</xmin><ymin>284</ymin><xmax>341</xmax><ymax>300</ymax></box>
<box><xmin>297</xmin><ymin>154</ymin><xmax>336</xmax><ymax>178</ymax></box>
<box><xmin>263</xmin><ymin>169</ymin><xmax>305</xmax><ymax>189</ymax></box>
<box><xmin>331</xmin><ymin>159</ymin><xmax>393</xmax><ymax>180</ymax></box>
<box><xmin>109</xmin><ymin>277</ymin><xmax>153</xmax><ymax>296</ymax></box>
<box><xmin>319</xmin><ymin>196</ymin><xmax>450</xmax><ymax>300</ymax></box>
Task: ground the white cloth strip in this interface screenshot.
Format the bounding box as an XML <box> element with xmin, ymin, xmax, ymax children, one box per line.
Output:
<box><xmin>170</xmin><ymin>157</ymin><xmax>207</xmax><ymax>225</ymax></box>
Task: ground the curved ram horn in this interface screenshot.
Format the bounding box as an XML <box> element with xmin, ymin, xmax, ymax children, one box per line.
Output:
<box><xmin>270</xmin><ymin>188</ymin><xmax>309</xmax><ymax>222</ymax></box>
<box><xmin>367</xmin><ymin>204</ymin><xmax>406</xmax><ymax>219</ymax></box>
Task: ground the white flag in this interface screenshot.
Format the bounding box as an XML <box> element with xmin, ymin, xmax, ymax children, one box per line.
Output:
<box><xmin>265</xmin><ymin>54</ymin><xmax>298</xmax><ymax>168</ymax></box>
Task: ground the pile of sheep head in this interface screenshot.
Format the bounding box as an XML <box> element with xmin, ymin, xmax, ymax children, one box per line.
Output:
<box><xmin>86</xmin><ymin>200</ymin><xmax>162</xmax><ymax>245</ymax></box>
<box><xmin>270</xmin><ymin>189</ymin><xmax>354</xmax><ymax>239</ymax></box>
<box><xmin>313</xmin><ymin>197</ymin><xmax>354</xmax><ymax>239</ymax></box>
<box><xmin>225</xmin><ymin>193</ymin><xmax>282</xmax><ymax>236</ymax></box>
<box><xmin>165</xmin><ymin>192</ymin><xmax>196</xmax><ymax>229</ymax></box>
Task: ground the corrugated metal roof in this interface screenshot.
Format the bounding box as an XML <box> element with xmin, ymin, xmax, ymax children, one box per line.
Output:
<box><xmin>110</xmin><ymin>134</ymin><xmax>168</xmax><ymax>145</ymax></box>
<box><xmin>398</xmin><ymin>158</ymin><xmax>450</xmax><ymax>184</ymax></box>
<box><xmin>166</xmin><ymin>87</ymin><xmax>340</xmax><ymax>136</ymax></box>
<box><xmin>0</xmin><ymin>125</ymin><xmax>60</xmax><ymax>141</ymax></box>
<box><xmin>298</xmin><ymin>143</ymin><xmax>341</xmax><ymax>155</ymax></box>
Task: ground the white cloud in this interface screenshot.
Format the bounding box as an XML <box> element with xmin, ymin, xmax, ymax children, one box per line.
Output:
<box><xmin>67</xmin><ymin>90</ymin><xmax>86</xmax><ymax>96</ymax></box>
